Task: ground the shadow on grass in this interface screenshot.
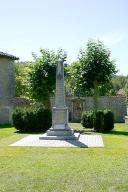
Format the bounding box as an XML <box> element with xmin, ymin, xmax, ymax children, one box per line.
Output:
<box><xmin>14</xmin><ymin>130</ymin><xmax>46</xmax><ymax>135</ymax></box>
<box><xmin>75</xmin><ymin>129</ymin><xmax>95</xmax><ymax>135</ymax></box>
<box><xmin>75</xmin><ymin>128</ymin><xmax>128</xmax><ymax>136</ymax></box>
<box><xmin>107</xmin><ymin>130</ymin><xmax>128</xmax><ymax>136</ymax></box>
<box><xmin>66</xmin><ymin>139</ymin><xmax>88</xmax><ymax>148</ymax></box>
<box><xmin>0</xmin><ymin>124</ymin><xmax>13</xmax><ymax>129</ymax></box>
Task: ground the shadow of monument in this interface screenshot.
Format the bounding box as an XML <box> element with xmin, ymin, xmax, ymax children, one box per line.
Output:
<box><xmin>65</xmin><ymin>139</ymin><xmax>88</xmax><ymax>148</ymax></box>
<box><xmin>74</xmin><ymin>129</ymin><xmax>95</xmax><ymax>135</ymax></box>
<box><xmin>102</xmin><ymin>131</ymin><xmax>128</xmax><ymax>136</ymax></box>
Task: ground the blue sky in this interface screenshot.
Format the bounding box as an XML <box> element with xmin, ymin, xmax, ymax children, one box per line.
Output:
<box><xmin>0</xmin><ymin>0</ymin><xmax>128</xmax><ymax>75</ymax></box>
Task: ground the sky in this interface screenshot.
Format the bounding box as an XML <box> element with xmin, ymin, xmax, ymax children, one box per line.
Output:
<box><xmin>0</xmin><ymin>0</ymin><xmax>128</xmax><ymax>75</ymax></box>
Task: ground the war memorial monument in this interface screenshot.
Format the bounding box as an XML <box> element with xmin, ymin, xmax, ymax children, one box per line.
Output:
<box><xmin>40</xmin><ymin>59</ymin><xmax>80</xmax><ymax>140</ymax></box>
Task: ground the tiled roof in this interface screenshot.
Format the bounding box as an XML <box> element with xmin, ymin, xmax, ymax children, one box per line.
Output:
<box><xmin>0</xmin><ymin>51</ymin><xmax>19</xmax><ymax>60</ymax></box>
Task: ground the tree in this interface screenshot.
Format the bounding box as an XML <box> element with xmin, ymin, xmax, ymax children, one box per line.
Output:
<box><xmin>98</xmin><ymin>81</ymin><xmax>116</xmax><ymax>96</ymax></box>
<box><xmin>64</xmin><ymin>62</ymin><xmax>81</xmax><ymax>96</ymax></box>
<box><xmin>64</xmin><ymin>62</ymin><xmax>93</xmax><ymax>96</ymax></box>
<box><xmin>79</xmin><ymin>39</ymin><xmax>117</xmax><ymax>110</ymax></box>
<box><xmin>15</xmin><ymin>61</ymin><xmax>33</xmax><ymax>98</ymax></box>
<box><xmin>29</xmin><ymin>48</ymin><xmax>66</xmax><ymax>109</ymax></box>
<box><xmin>112</xmin><ymin>75</ymin><xmax>128</xmax><ymax>96</ymax></box>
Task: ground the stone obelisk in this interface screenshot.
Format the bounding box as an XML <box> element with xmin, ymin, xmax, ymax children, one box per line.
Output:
<box><xmin>41</xmin><ymin>59</ymin><xmax>79</xmax><ymax>140</ymax></box>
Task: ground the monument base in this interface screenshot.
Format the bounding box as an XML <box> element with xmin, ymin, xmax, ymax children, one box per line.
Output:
<box><xmin>39</xmin><ymin>132</ymin><xmax>80</xmax><ymax>140</ymax></box>
<box><xmin>40</xmin><ymin>123</ymin><xmax>80</xmax><ymax>140</ymax></box>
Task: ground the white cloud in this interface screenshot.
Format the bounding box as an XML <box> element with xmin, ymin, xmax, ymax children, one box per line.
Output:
<box><xmin>99</xmin><ymin>32</ymin><xmax>126</xmax><ymax>46</ymax></box>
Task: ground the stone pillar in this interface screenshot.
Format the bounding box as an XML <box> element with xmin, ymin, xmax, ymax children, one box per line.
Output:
<box><xmin>55</xmin><ymin>59</ymin><xmax>65</xmax><ymax>108</ymax></box>
<box><xmin>51</xmin><ymin>59</ymin><xmax>69</xmax><ymax>130</ymax></box>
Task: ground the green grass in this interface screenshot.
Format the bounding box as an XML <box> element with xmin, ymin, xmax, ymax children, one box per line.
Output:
<box><xmin>0</xmin><ymin>123</ymin><xmax>128</xmax><ymax>192</ymax></box>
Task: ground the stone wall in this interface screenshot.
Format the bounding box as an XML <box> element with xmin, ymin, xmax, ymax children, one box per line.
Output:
<box><xmin>0</xmin><ymin>58</ymin><xmax>15</xmax><ymax>107</ymax></box>
<box><xmin>12</xmin><ymin>97</ymin><xmax>31</xmax><ymax>107</ymax></box>
<box><xmin>13</xmin><ymin>96</ymin><xmax>127</xmax><ymax>123</ymax></box>
<box><xmin>51</xmin><ymin>96</ymin><xmax>127</xmax><ymax>123</ymax></box>
<box><xmin>0</xmin><ymin>58</ymin><xmax>15</xmax><ymax>124</ymax></box>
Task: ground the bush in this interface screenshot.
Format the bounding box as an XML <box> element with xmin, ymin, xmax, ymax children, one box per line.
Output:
<box><xmin>12</xmin><ymin>108</ymin><xmax>26</xmax><ymax>132</ymax></box>
<box><xmin>81</xmin><ymin>111</ymin><xmax>94</xmax><ymax>128</ymax></box>
<box><xmin>93</xmin><ymin>110</ymin><xmax>104</xmax><ymax>132</ymax></box>
<box><xmin>103</xmin><ymin>109</ymin><xmax>114</xmax><ymax>132</ymax></box>
<box><xmin>12</xmin><ymin>105</ymin><xmax>52</xmax><ymax>132</ymax></box>
<box><xmin>94</xmin><ymin>109</ymin><xmax>114</xmax><ymax>132</ymax></box>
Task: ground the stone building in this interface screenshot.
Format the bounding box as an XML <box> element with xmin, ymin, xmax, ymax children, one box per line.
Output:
<box><xmin>0</xmin><ymin>52</ymin><xmax>19</xmax><ymax>124</ymax></box>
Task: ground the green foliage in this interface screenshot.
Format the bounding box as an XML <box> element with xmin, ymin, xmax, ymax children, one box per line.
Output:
<box><xmin>29</xmin><ymin>49</ymin><xmax>57</xmax><ymax>102</ymax></box>
<box><xmin>12</xmin><ymin>107</ymin><xmax>26</xmax><ymax>131</ymax></box>
<box><xmin>64</xmin><ymin>62</ymin><xmax>94</xmax><ymax>96</ymax></box>
<box><xmin>79</xmin><ymin>40</ymin><xmax>116</xmax><ymax>89</ymax></box>
<box><xmin>81</xmin><ymin>111</ymin><xmax>94</xmax><ymax>128</ymax></box>
<box><xmin>12</xmin><ymin>105</ymin><xmax>52</xmax><ymax>132</ymax></box>
<box><xmin>65</xmin><ymin>62</ymin><xmax>82</xmax><ymax>96</ymax></box>
<box><xmin>29</xmin><ymin>48</ymin><xmax>66</xmax><ymax>108</ymax></box>
<box><xmin>94</xmin><ymin>109</ymin><xmax>114</xmax><ymax>132</ymax></box>
<box><xmin>98</xmin><ymin>82</ymin><xmax>116</xmax><ymax>96</ymax></box>
<box><xmin>112</xmin><ymin>75</ymin><xmax>128</xmax><ymax>97</ymax></box>
<box><xmin>79</xmin><ymin>39</ymin><xmax>117</xmax><ymax>109</ymax></box>
<box><xmin>93</xmin><ymin>110</ymin><xmax>104</xmax><ymax>132</ymax></box>
<box><xmin>103</xmin><ymin>109</ymin><xmax>114</xmax><ymax>132</ymax></box>
<box><xmin>15</xmin><ymin>61</ymin><xmax>33</xmax><ymax>98</ymax></box>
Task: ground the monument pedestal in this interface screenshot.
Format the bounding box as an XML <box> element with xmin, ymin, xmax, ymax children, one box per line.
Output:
<box><xmin>39</xmin><ymin>133</ymin><xmax>80</xmax><ymax>140</ymax></box>
<box><xmin>40</xmin><ymin>107</ymin><xmax>80</xmax><ymax>140</ymax></box>
<box><xmin>52</xmin><ymin>107</ymin><xmax>68</xmax><ymax>129</ymax></box>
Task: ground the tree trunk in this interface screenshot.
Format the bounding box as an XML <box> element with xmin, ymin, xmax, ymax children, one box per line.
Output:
<box><xmin>93</xmin><ymin>80</ymin><xmax>98</xmax><ymax>111</ymax></box>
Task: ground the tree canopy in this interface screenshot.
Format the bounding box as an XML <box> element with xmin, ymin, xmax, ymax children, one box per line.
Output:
<box><xmin>79</xmin><ymin>39</ymin><xmax>117</xmax><ymax>109</ymax></box>
<box><xmin>29</xmin><ymin>48</ymin><xmax>66</xmax><ymax>108</ymax></box>
<box><xmin>15</xmin><ymin>40</ymin><xmax>127</xmax><ymax>108</ymax></box>
<box><xmin>15</xmin><ymin>61</ymin><xmax>33</xmax><ymax>98</ymax></box>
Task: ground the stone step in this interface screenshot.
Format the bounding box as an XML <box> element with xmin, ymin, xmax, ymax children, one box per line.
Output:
<box><xmin>39</xmin><ymin>133</ymin><xmax>80</xmax><ymax>140</ymax></box>
<box><xmin>47</xmin><ymin>129</ymin><xmax>74</xmax><ymax>136</ymax></box>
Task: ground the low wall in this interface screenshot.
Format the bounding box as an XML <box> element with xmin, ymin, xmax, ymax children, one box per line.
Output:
<box><xmin>13</xmin><ymin>96</ymin><xmax>127</xmax><ymax>123</ymax></box>
<box><xmin>51</xmin><ymin>96</ymin><xmax>127</xmax><ymax>123</ymax></box>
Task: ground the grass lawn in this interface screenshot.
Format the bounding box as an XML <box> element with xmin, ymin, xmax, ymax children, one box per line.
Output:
<box><xmin>0</xmin><ymin>123</ymin><xmax>128</xmax><ymax>192</ymax></box>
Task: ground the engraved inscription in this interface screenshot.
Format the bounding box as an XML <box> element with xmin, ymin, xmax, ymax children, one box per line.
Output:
<box><xmin>53</xmin><ymin>109</ymin><xmax>68</xmax><ymax>124</ymax></box>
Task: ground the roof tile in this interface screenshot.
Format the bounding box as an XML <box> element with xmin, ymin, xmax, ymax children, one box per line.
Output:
<box><xmin>0</xmin><ymin>51</ymin><xmax>19</xmax><ymax>60</ymax></box>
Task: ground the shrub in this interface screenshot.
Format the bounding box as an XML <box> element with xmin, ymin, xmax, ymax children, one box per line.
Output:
<box><xmin>103</xmin><ymin>109</ymin><xmax>114</xmax><ymax>132</ymax></box>
<box><xmin>12</xmin><ymin>105</ymin><xmax>52</xmax><ymax>132</ymax></box>
<box><xmin>12</xmin><ymin>108</ymin><xmax>26</xmax><ymax>132</ymax></box>
<box><xmin>93</xmin><ymin>109</ymin><xmax>114</xmax><ymax>132</ymax></box>
<box><xmin>93</xmin><ymin>110</ymin><xmax>104</xmax><ymax>132</ymax></box>
<box><xmin>81</xmin><ymin>111</ymin><xmax>94</xmax><ymax>128</ymax></box>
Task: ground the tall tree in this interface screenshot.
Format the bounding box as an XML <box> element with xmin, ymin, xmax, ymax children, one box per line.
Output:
<box><xmin>64</xmin><ymin>62</ymin><xmax>93</xmax><ymax>96</ymax></box>
<box><xmin>29</xmin><ymin>48</ymin><xmax>66</xmax><ymax>109</ymax></box>
<box><xmin>79</xmin><ymin>39</ymin><xmax>117</xmax><ymax>110</ymax></box>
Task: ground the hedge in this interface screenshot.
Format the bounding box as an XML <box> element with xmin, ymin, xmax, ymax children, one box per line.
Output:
<box><xmin>12</xmin><ymin>105</ymin><xmax>52</xmax><ymax>132</ymax></box>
